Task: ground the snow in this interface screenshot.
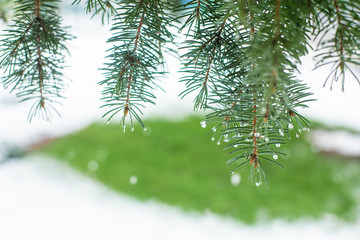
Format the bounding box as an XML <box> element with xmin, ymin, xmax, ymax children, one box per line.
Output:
<box><xmin>311</xmin><ymin>130</ymin><xmax>360</xmax><ymax>157</ymax></box>
<box><xmin>0</xmin><ymin>1</ymin><xmax>360</xmax><ymax>239</ymax></box>
<box><xmin>0</xmin><ymin>157</ymin><xmax>359</xmax><ymax>240</ymax></box>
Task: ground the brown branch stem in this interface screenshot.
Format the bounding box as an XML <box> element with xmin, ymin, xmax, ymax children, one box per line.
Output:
<box><xmin>36</xmin><ymin>0</ymin><xmax>40</xmax><ymax>18</ymax></box>
<box><xmin>334</xmin><ymin>0</ymin><xmax>344</xmax><ymax>71</ymax></box>
<box><xmin>124</xmin><ymin>73</ymin><xmax>132</xmax><ymax>117</ymax></box>
<box><xmin>35</xmin><ymin>0</ymin><xmax>44</xmax><ymax>107</ymax></box>
<box><xmin>134</xmin><ymin>2</ymin><xmax>146</xmax><ymax>53</ymax></box>
<box><xmin>196</xmin><ymin>0</ymin><xmax>200</xmax><ymax>21</ymax></box>
<box><xmin>251</xmin><ymin>95</ymin><xmax>258</xmax><ymax>168</ymax></box>
<box><xmin>123</xmin><ymin>1</ymin><xmax>147</xmax><ymax>117</ymax></box>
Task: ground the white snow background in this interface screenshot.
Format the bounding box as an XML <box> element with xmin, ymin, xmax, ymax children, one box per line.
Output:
<box><xmin>1</xmin><ymin>1</ymin><xmax>360</xmax><ymax>239</ymax></box>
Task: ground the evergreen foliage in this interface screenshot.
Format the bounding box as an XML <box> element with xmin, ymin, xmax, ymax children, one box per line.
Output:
<box><xmin>99</xmin><ymin>0</ymin><xmax>176</xmax><ymax>129</ymax></box>
<box><xmin>72</xmin><ymin>0</ymin><xmax>117</xmax><ymax>23</ymax></box>
<box><xmin>1</xmin><ymin>0</ymin><xmax>360</xmax><ymax>183</ymax></box>
<box><xmin>0</xmin><ymin>0</ymin><xmax>72</xmax><ymax>121</ymax></box>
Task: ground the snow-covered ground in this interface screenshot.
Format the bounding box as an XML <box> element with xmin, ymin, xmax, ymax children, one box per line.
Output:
<box><xmin>1</xmin><ymin>156</ymin><xmax>359</xmax><ymax>240</ymax></box>
<box><xmin>311</xmin><ymin>130</ymin><xmax>360</xmax><ymax>157</ymax></box>
<box><xmin>1</xmin><ymin>1</ymin><xmax>360</xmax><ymax>239</ymax></box>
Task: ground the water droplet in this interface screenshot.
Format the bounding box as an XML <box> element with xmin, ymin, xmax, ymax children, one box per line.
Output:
<box><xmin>254</xmin><ymin>132</ymin><xmax>260</xmax><ymax>138</ymax></box>
<box><xmin>144</xmin><ymin>127</ymin><xmax>147</xmax><ymax>132</ymax></box>
<box><xmin>288</xmin><ymin>123</ymin><xmax>294</xmax><ymax>129</ymax></box>
<box><xmin>276</xmin><ymin>143</ymin><xmax>281</xmax><ymax>148</ymax></box>
<box><xmin>273</xmin><ymin>154</ymin><xmax>278</xmax><ymax>160</ymax></box>
<box><xmin>106</xmin><ymin>121</ymin><xmax>110</xmax><ymax>125</ymax></box>
<box><xmin>131</xmin><ymin>127</ymin><xmax>135</xmax><ymax>132</ymax></box>
<box><xmin>87</xmin><ymin>160</ymin><xmax>99</xmax><ymax>172</ymax></box>
<box><xmin>296</xmin><ymin>134</ymin><xmax>299</xmax><ymax>138</ymax></box>
<box><xmin>279</xmin><ymin>129</ymin><xmax>284</xmax><ymax>136</ymax></box>
<box><xmin>255</xmin><ymin>181</ymin><xmax>262</xmax><ymax>187</ymax></box>
<box><xmin>223</xmin><ymin>134</ymin><xmax>229</xmax><ymax>142</ymax></box>
<box><xmin>129</xmin><ymin>176</ymin><xmax>138</xmax><ymax>185</ymax></box>
<box><xmin>212</xmin><ymin>127</ymin><xmax>217</xmax><ymax>132</ymax></box>
<box><xmin>123</xmin><ymin>126</ymin><xmax>126</xmax><ymax>133</ymax></box>
<box><xmin>298</xmin><ymin>129</ymin><xmax>302</xmax><ymax>133</ymax></box>
<box><xmin>200</xmin><ymin>121</ymin><xmax>207</xmax><ymax>128</ymax></box>
<box><xmin>234</xmin><ymin>144</ymin><xmax>238</xmax><ymax>148</ymax></box>
<box><xmin>265</xmin><ymin>138</ymin><xmax>269</xmax><ymax>142</ymax></box>
<box><xmin>230</xmin><ymin>173</ymin><xmax>241</xmax><ymax>186</ymax></box>
<box><xmin>211</xmin><ymin>136</ymin><xmax>215</xmax><ymax>141</ymax></box>
<box><xmin>217</xmin><ymin>140</ymin><xmax>221</xmax><ymax>145</ymax></box>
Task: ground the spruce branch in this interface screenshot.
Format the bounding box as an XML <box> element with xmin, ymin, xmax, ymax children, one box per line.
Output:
<box><xmin>1</xmin><ymin>0</ymin><xmax>360</xmax><ymax>185</ymax></box>
<box><xmin>72</xmin><ymin>0</ymin><xmax>117</xmax><ymax>23</ymax></box>
<box><xmin>179</xmin><ymin>0</ymin><xmax>314</xmax><ymax>185</ymax></box>
<box><xmin>100</xmin><ymin>0</ymin><xmax>175</xmax><ymax>130</ymax></box>
<box><xmin>0</xmin><ymin>0</ymin><xmax>73</xmax><ymax>121</ymax></box>
<box><xmin>314</xmin><ymin>0</ymin><xmax>360</xmax><ymax>90</ymax></box>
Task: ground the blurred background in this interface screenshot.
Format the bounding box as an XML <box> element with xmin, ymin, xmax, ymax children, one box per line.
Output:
<box><xmin>0</xmin><ymin>1</ymin><xmax>360</xmax><ymax>239</ymax></box>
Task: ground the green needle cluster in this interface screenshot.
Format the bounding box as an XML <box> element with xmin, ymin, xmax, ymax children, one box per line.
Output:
<box><xmin>1</xmin><ymin>0</ymin><xmax>360</xmax><ymax>182</ymax></box>
<box><xmin>0</xmin><ymin>0</ymin><xmax>73</xmax><ymax>121</ymax></box>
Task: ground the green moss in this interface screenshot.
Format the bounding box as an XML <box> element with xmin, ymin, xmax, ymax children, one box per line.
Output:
<box><xmin>39</xmin><ymin>116</ymin><xmax>360</xmax><ymax>224</ymax></box>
